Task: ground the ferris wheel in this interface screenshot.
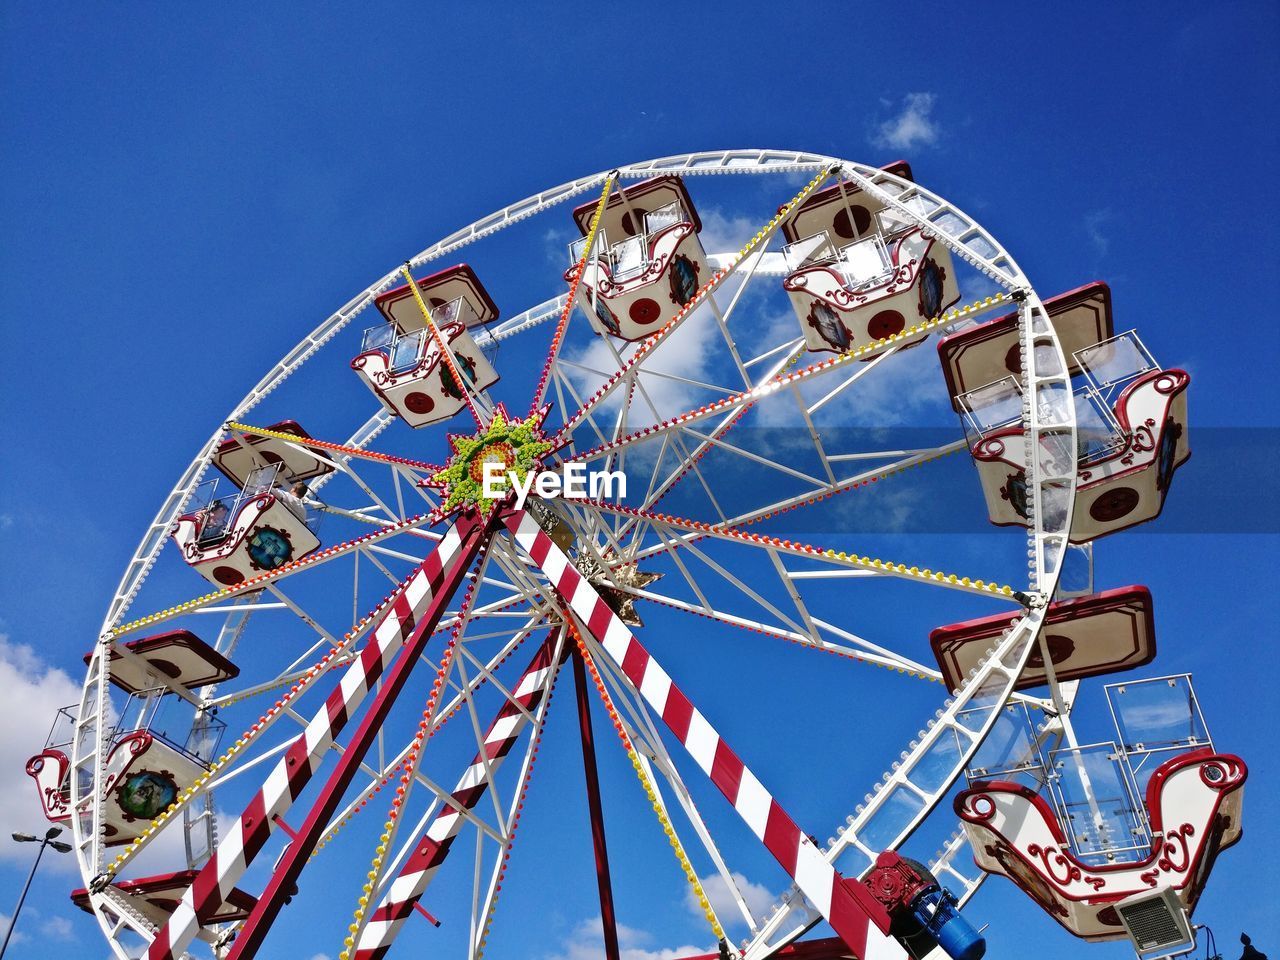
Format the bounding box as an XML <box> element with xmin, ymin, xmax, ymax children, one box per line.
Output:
<box><xmin>26</xmin><ymin>150</ymin><xmax>1244</xmax><ymax>960</ymax></box>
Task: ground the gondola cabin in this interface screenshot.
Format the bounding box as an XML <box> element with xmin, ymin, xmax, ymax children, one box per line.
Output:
<box><xmin>171</xmin><ymin>463</ymin><xmax>320</xmax><ymax>587</ymax></box>
<box><xmin>954</xmin><ymin>674</ymin><xmax>1244</xmax><ymax>954</ymax></box>
<box><xmin>779</xmin><ymin>165</ymin><xmax>960</xmax><ymax>357</ymax></box>
<box><xmin>26</xmin><ymin>631</ymin><xmax>231</xmax><ymax>846</ymax></box>
<box><xmin>351</xmin><ymin>264</ymin><xmax>500</xmax><ymax>427</ymax></box>
<box><xmin>214</xmin><ymin>419</ymin><xmax>335</xmax><ymax>489</ymax></box>
<box><xmin>566</xmin><ymin>176</ymin><xmax>710</xmax><ymax>341</ymax></box>
<box><xmin>946</xmin><ymin>287</ymin><xmax>1190</xmax><ymax>542</ymax></box>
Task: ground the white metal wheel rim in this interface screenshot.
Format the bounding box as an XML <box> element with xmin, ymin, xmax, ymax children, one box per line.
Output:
<box><xmin>72</xmin><ymin>149</ymin><xmax>1077</xmax><ymax>959</ymax></box>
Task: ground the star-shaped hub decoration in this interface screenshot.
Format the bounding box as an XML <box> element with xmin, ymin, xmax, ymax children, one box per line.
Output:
<box><xmin>574</xmin><ymin>551</ymin><xmax>662</xmax><ymax>627</ymax></box>
<box><xmin>430</xmin><ymin>405</ymin><xmax>555</xmax><ymax>517</ymax></box>
<box><xmin>595</xmin><ymin>564</ymin><xmax>662</xmax><ymax>627</ymax></box>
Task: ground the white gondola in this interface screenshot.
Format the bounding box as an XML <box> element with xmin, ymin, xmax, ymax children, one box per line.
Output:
<box><xmin>28</xmin><ymin>633</ymin><xmax>230</xmax><ymax>845</ymax></box>
<box><xmin>171</xmin><ymin>463</ymin><xmax>320</xmax><ymax>587</ymax></box>
<box><xmin>956</xmin><ymin>324</ymin><xmax>1190</xmax><ymax>543</ymax></box>
<box><xmin>351</xmin><ymin>264</ymin><xmax>500</xmax><ymax>427</ymax></box>
<box><xmin>956</xmin><ymin>675</ymin><xmax>1244</xmax><ymax>952</ymax></box>
<box><xmin>779</xmin><ymin>169</ymin><xmax>960</xmax><ymax>356</ymax></box>
<box><xmin>566</xmin><ymin>175</ymin><xmax>709</xmax><ymax>341</ymax></box>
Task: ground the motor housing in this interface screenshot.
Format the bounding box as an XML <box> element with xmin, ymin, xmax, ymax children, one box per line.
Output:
<box><xmin>865</xmin><ymin>851</ymin><xmax>985</xmax><ymax>960</ymax></box>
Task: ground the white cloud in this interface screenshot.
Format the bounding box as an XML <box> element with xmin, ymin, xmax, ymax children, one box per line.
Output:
<box><xmin>44</xmin><ymin>911</ymin><xmax>76</xmax><ymax>940</ymax></box>
<box><xmin>545</xmin><ymin>224</ymin><xmax>579</xmax><ymax>269</ymax></box>
<box><xmin>685</xmin><ymin>871</ymin><xmax>776</xmax><ymax>929</ymax></box>
<box><xmin>874</xmin><ymin>93</ymin><xmax>941</xmax><ymax>151</ymax></box>
<box><xmin>829</xmin><ymin>478</ymin><xmax>924</xmax><ymax>534</ymax></box>
<box><xmin>696</xmin><ymin>208</ymin><xmax>758</xmax><ymax>258</ymax></box>
<box><xmin>1084</xmin><ymin>209</ymin><xmax>1111</xmax><ymax>256</ymax></box>
<box><xmin>544</xmin><ymin>916</ymin><xmax>708</xmax><ymax>960</ymax></box>
<box><xmin>0</xmin><ymin>912</ymin><xmax>27</xmax><ymax>948</ymax></box>
<box><xmin>0</xmin><ymin>904</ymin><xmax>78</xmax><ymax>947</ymax></box>
<box><xmin>564</xmin><ymin>302</ymin><xmax>724</xmax><ymax>427</ymax></box>
<box><xmin>824</xmin><ymin>337</ymin><xmax>952</xmax><ymax>427</ymax></box>
<box><xmin>0</xmin><ymin>636</ymin><xmax>81</xmax><ymax>869</ymax></box>
<box><xmin>753</xmin><ymin>334</ymin><xmax>953</xmax><ymax>431</ymax></box>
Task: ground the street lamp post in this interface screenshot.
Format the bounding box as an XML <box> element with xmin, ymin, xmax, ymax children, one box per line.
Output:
<box><xmin>2</xmin><ymin>827</ymin><xmax>73</xmax><ymax>958</ymax></box>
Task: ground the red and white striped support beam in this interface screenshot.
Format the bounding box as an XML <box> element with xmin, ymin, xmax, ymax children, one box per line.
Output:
<box><xmin>353</xmin><ymin>630</ymin><xmax>565</xmax><ymax>960</ymax></box>
<box><xmin>502</xmin><ymin>510</ymin><xmax>907</xmax><ymax>960</ymax></box>
<box><xmin>143</xmin><ymin>514</ymin><xmax>488</xmax><ymax>960</ymax></box>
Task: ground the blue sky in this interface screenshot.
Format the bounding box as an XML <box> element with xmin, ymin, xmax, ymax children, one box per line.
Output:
<box><xmin>1</xmin><ymin>3</ymin><xmax>1277</xmax><ymax>959</ymax></box>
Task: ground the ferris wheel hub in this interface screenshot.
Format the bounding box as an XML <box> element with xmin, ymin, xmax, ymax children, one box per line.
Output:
<box><xmin>428</xmin><ymin>405</ymin><xmax>554</xmax><ymax>516</ymax></box>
